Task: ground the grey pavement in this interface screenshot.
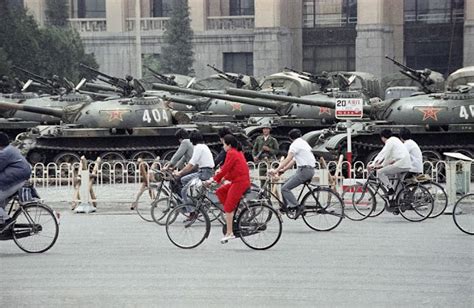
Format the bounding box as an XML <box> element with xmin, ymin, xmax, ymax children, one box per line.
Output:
<box><xmin>1</xmin><ymin>198</ymin><xmax>473</xmax><ymax>307</ymax></box>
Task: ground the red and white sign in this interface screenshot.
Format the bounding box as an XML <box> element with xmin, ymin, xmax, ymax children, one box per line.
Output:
<box><xmin>335</xmin><ymin>98</ymin><xmax>363</xmax><ymax>119</ymax></box>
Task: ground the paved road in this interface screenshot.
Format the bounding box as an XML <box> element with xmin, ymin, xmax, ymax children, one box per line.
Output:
<box><xmin>1</xmin><ymin>201</ymin><xmax>472</xmax><ymax>307</ymax></box>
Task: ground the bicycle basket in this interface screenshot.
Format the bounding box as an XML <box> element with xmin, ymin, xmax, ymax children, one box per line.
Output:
<box><xmin>187</xmin><ymin>178</ymin><xmax>204</xmax><ymax>198</ymax></box>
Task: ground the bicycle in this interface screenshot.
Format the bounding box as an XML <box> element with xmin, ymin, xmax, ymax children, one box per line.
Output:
<box><xmin>452</xmin><ymin>193</ymin><xmax>473</xmax><ymax>235</ymax></box>
<box><xmin>259</xmin><ymin>175</ymin><xmax>344</xmax><ymax>231</ymax></box>
<box><xmin>346</xmin><ymin>170</ymin><xmax>434</xmax><ymax>222</ymax></box>
<box><xmin>165</xmin><ymin>179</ymin><xmax>282</xmax><ymax>250</ymax></box>
<box><xmin>0</xmin><ymin>190</ymin><xmax>59</xmax><ymax>253</ymax></box>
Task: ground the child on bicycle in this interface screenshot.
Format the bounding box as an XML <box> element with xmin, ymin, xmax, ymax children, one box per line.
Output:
<box><xmin>204</xmin><ymin>134</ymin><xmax>250</xmax><ymax>244</ymax></box>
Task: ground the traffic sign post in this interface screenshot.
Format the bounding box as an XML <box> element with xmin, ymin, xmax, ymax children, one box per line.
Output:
<box><xmin>335</xmin><ymin>98</ymin><xmax>363</xmax><ymax>178</ymax></box>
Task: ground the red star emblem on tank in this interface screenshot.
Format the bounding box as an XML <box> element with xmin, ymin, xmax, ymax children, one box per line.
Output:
<box><xmin>416</xmin><ymin>107</ymin><xmax>443</xmax><ymax>121</ymax></box>
<box><xmin>319</xmin><ymin>107</ymin><xmax>332</xmax><ymax>115</ymax></box>
<box><xmin>230</xmin><ymin>102</ymin><xmax>242</xmax><ymax>112</ymax></box>
<box><xmin>107</xmin><ymin>110</ymin><xmax>126</xmax><ymax>122</ymax></box>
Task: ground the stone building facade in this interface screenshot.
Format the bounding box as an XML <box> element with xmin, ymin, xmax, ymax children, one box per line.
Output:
<box><xmin>23</xmin><ymin>0</ymin><xmax>473</xmax><ymax>81</ymax></box>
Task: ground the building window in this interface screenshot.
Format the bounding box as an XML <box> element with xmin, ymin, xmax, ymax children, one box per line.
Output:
<box><xmin>151</xmin><ymin>0</ymin><xmax>173</xmax><ymax>17</ymax></box>
<box><xmin>303</xmin><ymin>0</ymin><xmax>357</xmax><ymax>28</ymax></box>
<box><xmin>404</xmin><ymin>0</ymin><xmax>464</xmax><ymax>23</ymax></box>
<box><xmin>223</xmin><ymin>53</ymin><xmax>253</xmax><ymax>75</ymax></box>
<box><xmin>303</xmin><ymin>45</ymin><xmax>355</xmax><ymax>74</ymax></box>
<box><xmin>229</xmin><ymin>0</ymin><xmax>255</xmax><ymax>16</ymax></box>
<box><xmin>77</xmin><ymin>0</ymin><xmax>105</xmax><ymax>18</ymax></box>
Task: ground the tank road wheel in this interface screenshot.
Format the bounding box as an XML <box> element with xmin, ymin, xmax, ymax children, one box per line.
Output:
<box><xmin>365</xmin><ymin>150</ymin><xmax>380</xmax><ymax>166</ymax></box>
<box><xmin>161</xmin><ymin>150</ymin><xmax>176</xmax><ymax>162</ymax></box>
<box><xmin>278</xmin><ymin>140</ymin><xmax>291</xmax><ymax>156</ymax></box>
<box><xmin>54</xmin><ymin>152</ymin><xmax>81</xmax><ymax>165</ymax></box>
<box><xmin>27</xmin><ymin>151</ymin><xmax>47</xmax><ymax>165</ymax></box>
<box><xmin>131</xmin><ymin>151</ymin><xmax>156</xmax><ymax>162</ymax></box>
<box><xmin>422</xmin><ymin>150</ymin><xmax>444</xmax><ymax>182</ymax></box>
<box><xmin>100</xmin><ymin>152</ymin><xmax>126</xmax><ymax>183</ymax></box>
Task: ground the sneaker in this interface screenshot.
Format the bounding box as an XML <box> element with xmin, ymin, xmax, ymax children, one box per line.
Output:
<box><xmin>220</xmin><ymin>234</ymin><xmax>236</xmax><ymax>244</ymax></box>
<box><xmin>0</xmin><ymin>218</ymin><xmax>15</xmax><ymax>233</ymax></box>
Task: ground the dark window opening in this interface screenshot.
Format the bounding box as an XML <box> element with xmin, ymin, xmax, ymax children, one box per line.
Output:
<box><xmin>303</xmin><ymin>0</ymin><xmax>357</xmax><ymax>28</ymax></box>
<box><xmin>151</xmin><ymin>0</ymin><xmax>173</xmax><ymax>17</ymax></box>
<box><xmin>303</xmin><ymin>45</ymin><xmax>355</xmax><ymax>74</ymax></box>
<box><xmin>404</xmin><ymin>0</ymin><xmax>464</xmax><ymax>23</ymax></box>
<box><xmin>229</xmin><ymin>0</ymin><xmax>255</xmax><ymax>16</ymax></box>
<box><xmin>78</xmin><ymin>0</ymin><xmax>106</xmax><ymax>18</ymax></box>
<box><xmin>223</xmin><ymin>53</ymin><xmax>253</xmax><ymax>75</ymax></box>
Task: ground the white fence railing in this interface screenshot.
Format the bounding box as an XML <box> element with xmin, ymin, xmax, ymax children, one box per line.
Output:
<box><xmin>206</xmin><ymin>16</ymin><xmax>254</xmax><ymax>30</ymax></box>
<box><xmin>31</xmin><ymin>159</ymin><xmax>472</xmax><ymax>204</ymax></box>
<box><xmin>125</xmin><ymin>17</ymin><xmax>170</xmax><ymax>32</ymax></box>
<box><xmin>69</xmin><ymin>18</ymin><xmax>107</xmax><ymax>32</ymax></box>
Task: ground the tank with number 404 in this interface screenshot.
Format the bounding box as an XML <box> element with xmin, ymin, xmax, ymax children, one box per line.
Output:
<box><xmin>0</xmin><ymin>80</ymin><xmax>247</xmax><ymax>165</ymax></box>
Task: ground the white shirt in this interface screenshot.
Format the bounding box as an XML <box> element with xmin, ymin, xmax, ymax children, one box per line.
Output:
<box><xmin>373</xmin><ymin>136</ymin><xmax>411</xmax><ymax>169</ymax></box>
<box><xmin>288</xmin><ymin>138</ymin><xmax>316</xmax><ymax>167</ymax></box>
<box><xmin>404</xmin><ymin>139</ymin><xmax>423</xmax><ymax>173</ymax></box>
<box><xmin>188</xmin><ymin>144</ymin><xmax>215</xmax><ymax>169</ymax></box>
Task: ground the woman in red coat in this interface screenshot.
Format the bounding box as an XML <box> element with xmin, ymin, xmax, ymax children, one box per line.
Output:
<box><xmin>205</xmin><ymin>134</ymin><xmax>250</xmax><ymax>243</ymax></box>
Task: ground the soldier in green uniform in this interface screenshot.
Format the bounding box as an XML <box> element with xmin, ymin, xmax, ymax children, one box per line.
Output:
<box><xmin>252</xmin><ymin>124</ymin><xmax>279</xmax><ymax>186</ymax></box>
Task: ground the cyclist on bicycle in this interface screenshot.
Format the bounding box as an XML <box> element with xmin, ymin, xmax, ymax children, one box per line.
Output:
<box><xmin>165</xmin><ymin>129</ymin><xmax>193</xmax><ymax>170</ymax></box>
<box><xmin>268</xmin><ymin>129</ymin><xmax>315</xmax><ymax>216</ymax></box>
<box><xmin>0</xmin><ymin>132</ymin><xmax>32</xmax><ymax>231</ymax></box>
<box><xmin>174</xmin><ymin>131</ymin><xmax>214</xmax><ymax>204</ymax></box>
<box><xmin>399</xmin><ymin>128</ymin><xmax>423</xmax><ymax>178</ymax></box>
<box><xmin>204</xmin><ymin>134</ymin><xmax>250</xmax><ymax>244</ymax></box>
<box><xmin>368</xmin><ymin>129</ymin><xmax>411</xmax><ymax>196</ymax></box>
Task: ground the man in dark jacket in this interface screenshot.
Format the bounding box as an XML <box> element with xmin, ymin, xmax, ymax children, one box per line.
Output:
<box><xmin>0</xmin><ymin>132</ymin><xmax>32</xmax><ymax>231</ymax></box>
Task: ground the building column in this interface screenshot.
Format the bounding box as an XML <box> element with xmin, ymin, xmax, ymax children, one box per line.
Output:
<box><xmin>464</xmin><ymin>1</ymin><xmax>474</xmax><ymax>67</ymax></box>
<box><xmin>106</xmin><ymin>0</ymin><xmax>126</xmax><ymax>32</ymax></box>
<box><xmin>253</xmin><ymin>0</ymin><xmax>302</xmax><ymax>76</ymax></box>
<box><xmin>24</xmin><ymin>0</ymin><xmax>46</xmax><ymax>26</ymax></box>
<box><xmin>355</xmin><ymin>0</ymin><xmax>403</xmax><ymax>80</ymax></box>
<box><xmin>189</xmin><ymin>0</ymin><xmax>207</xmax><ymax>32</ymax></box>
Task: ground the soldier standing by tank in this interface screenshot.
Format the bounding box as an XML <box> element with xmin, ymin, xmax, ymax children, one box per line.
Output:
<box><xmin>252</xmin><ymin>124</ymin><xmax>279</xmax><ymax>186</ymax></box>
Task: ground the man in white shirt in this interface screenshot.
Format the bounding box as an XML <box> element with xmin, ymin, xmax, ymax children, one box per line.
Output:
<box><xmin>269</xmin><ymin>129</ymin><xmax>315</xmax><ymax>216</ymax></box>
<box><xmin>369</xmin><ymin>129</ymin><xmax>411</xmax><ymax>195</ymax></box>
<box><xmin>399</xmin><ymin>128</ymin><xmax>423</xmax><ymax>176</ymax></box>
<box><xmin>174</xmin><ymin>131</ymin><xmax>215</xmax><ymax>204</ymax></box>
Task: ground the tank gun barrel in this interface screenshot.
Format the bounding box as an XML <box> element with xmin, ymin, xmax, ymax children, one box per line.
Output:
<box><xmin>385</xmin><ymin>55</ymin><xmax>434</xmax><ymax>93</ymax></box>
<box><xmin>151</xmin><ymin>83</ymin><xmax>281</xmax><ymax>111</ymax></box>
<box><xmin>226</xmin><ymin>88</ymin><xmax>372</xmax><ymax>115</ymax></box>
<box><xmin>161</xmin><ymin>95</ymin><xmax>204</xmax><ymax>107</ymax></box>
<box><xmin>0</xmin><ymin>101</ymin><xmax>64</xmax><ymax>118</ymax></box>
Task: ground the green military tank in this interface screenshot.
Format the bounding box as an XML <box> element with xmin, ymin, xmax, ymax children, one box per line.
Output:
<box><xmin>0</xmin><ymin>79</ymin><xmax>247</xmax><ymax>165</ymax></box>
<box><xmin>229</xmin><ymin>63</ymin><xmax>474</xmax><ymax>164</ymax></box>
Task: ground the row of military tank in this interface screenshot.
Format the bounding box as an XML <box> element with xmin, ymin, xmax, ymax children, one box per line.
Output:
<box><xmin>0</xmin><ymin>58</ymin><xmax>473</xmax><ymax>167</ymax></box>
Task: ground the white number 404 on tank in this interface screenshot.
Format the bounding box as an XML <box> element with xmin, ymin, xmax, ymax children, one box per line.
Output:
<box><xmin>459</xmin><ymin>105</ymin><xmax>474</xmax><ymax>119</ymax></box>
<box><xmin>142</xmin><ymin>109</ymin><xmax>169</xmax><ymax>123</ymax></box>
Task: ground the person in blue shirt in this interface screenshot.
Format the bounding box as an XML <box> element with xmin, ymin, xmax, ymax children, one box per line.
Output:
<box><xmin>0</xmin><ymin>132</ymin><xmax>32</xmax><ymax>231</ymax></box>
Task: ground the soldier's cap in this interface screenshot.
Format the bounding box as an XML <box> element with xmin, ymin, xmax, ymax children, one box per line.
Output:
<box><xmin>262</xmin><ymin>124</ymin><xmax>272</xmax><ymax>129</ymax></box>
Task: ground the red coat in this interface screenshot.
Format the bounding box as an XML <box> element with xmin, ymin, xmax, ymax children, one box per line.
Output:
<box><xmin>213</xmin><ymin>148</ymin><xmax>250</xmax><ymax>183</ymax></box>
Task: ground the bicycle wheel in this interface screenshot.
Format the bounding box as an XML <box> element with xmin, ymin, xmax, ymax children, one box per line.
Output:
<box><xmin>301</xmin><ymin>187</ymin><xmax>344</xmax><ymax>231</ymax></box>
<box><xmin>135</xmin><ymin>187</ymin><xmax>157</xmax><ymax>222</ymax></box>
<box><xmin>396</xmin><ymin>184</ymin><xmax>433</xmax><ymax>222</ymax></box>
<box><xmin>237</xmin><ymin>203</ymin><xmax>282</xmax><ymax>250</ymax></box>
<box><xmin>422</xmin><ymin>181</ymin><xmax>448</xmax><ymax>218</ymax></box>
<box><xmin>453</xmin><ymin>193</ymin><xmax>474</xmax><ymax>235</ymax></box>
<box><xmin>151</xmin><ymin>197</ymin><xmax>175</xmax><ymax>226</ymax></box>
<box><xmin>369</xmin><ymin>189</ymin><xmax>387</xmax><ymax>217</ymax></box>
<box><xmin>12</xmin><ymin>203</ymin><xmax>59</xmax><ymax>253</ymax></box>
<box><xmin>342</xmin><ymin>183</ymin><xmax>375</xmax><ymax>221</ymax></box>
<box><xmin>165</xmin><ymin>204</ymin><xmax>210</xmax><ymax>249</ymax></box>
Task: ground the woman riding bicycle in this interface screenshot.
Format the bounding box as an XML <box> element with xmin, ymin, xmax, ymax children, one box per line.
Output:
<box><xmin>204</xmin><ymin>134</ymin><xmax>250</xmax><ymax>244</ymax></box>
